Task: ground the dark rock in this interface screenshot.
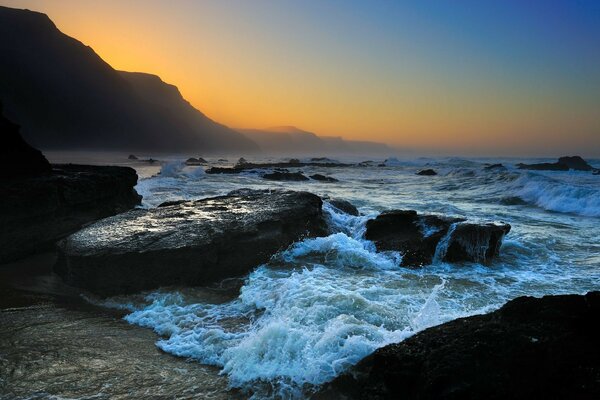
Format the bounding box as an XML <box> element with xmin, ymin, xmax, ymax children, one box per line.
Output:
<box><xmin>416</xmin><ymin>169</ymin><xmax>437</xmax><ymax>176</ymax></box>
<box><xmin>364</xmin><ymin>210</ymin><xmax>509</xmax><ymax>266</ymax></box>
<box><xmin>321</xmin><ymin>291</ymin><xmax>600</xmax><ymax>400</ymax></box>
<box><xmin>0</xmin><ymin>164</ymin><xmax>141</xmax><ymax>263</ymax></box>
<box><xmin>218</xmin><ymin>158</ymin><xmax>228</xmax><ymax>162</ymax></box>
<box><xmin>558</xmin><ymin>156</ymin><xmax>593</xmax><ymax>171</ymax></box>
<box><xmin>517</xmin><ymin>162</ymin><xmax>568</xmax><ymax>171</ymax></box>
<box><xmin>55</xmin><ymin>189</ymin><xmax>327</xmax><ymax>296</ymax></box>
<box><xmin>328</xmin><ymin>199</ymin><xmax>359</xmax><ymax>216</ymax></box>
<box><xmin>517</xmin><ymin>156</ymin><xmax>593</xmax><ymax>172</ymax></box>
<box><xmin>444</xmin><ymin>223</ymin><xmax>511</xmax><ymax>263</ymax></box>
<box><xmin>310</xmin><ymin>174</ymin><xmax>339</xmax><ymax>182</ymax></box>
<box><xmin>205</xmin><ymin>167</ymin><xmax>239</xmax><ymax>174</ymax></box>
<box><xmin>289</xmin><ymin>158</ymin><xmax>301</xmax><ymax>164</ymax></box>
<box><xmin>484</xmin><ymin>163</ymin><xmax>504</xmax><ymax>170</ymax></box>
<box><xmin>263</xmin><ymin>171</ymin><xmax>309</xmax><ymax>181</ymax></box>
<box><xmin>127</xmin><ymin>154</ymin><xmax>138</xmax><ymax>160</ymax></box>
<box><xmin>185</xmin><ymin>157</ymin><xmax>207</xmax><ymax>165</ymax></box>
<box><xmin>236</xmin><ymin>157</ymin><xmax>248</xmax><ymax>166</ymax></box>
<box><xmin>0</xmin><ymin>101</ymin><xmax>51</xmax><ymax>179</ymax></box>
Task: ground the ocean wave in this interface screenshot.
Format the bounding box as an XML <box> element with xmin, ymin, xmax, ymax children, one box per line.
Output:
<box><xmin>511</xmin><ymin>173</ymin><xmax>600</xmax><ymax>217</ymax></box>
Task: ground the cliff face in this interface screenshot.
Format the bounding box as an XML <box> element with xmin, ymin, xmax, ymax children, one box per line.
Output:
<box><xmin>0</xmin><ymin>6</ymin><xmax>258</xmax><ymax>153</ymax></box>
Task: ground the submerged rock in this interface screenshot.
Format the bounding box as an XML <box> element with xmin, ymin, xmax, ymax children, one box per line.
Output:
<box><xmin>364</xmin><ymin>210</ymin><xmax>509</xmax><ymax>266</ymax></box>
<box><xmin>310</xmin><ymin>174</ymin><xmax>339</xmax><ymax>182</ymax></box>
<box><xmin>55</xmin><ymin>189</ymin><xmax>327</xmax><ymax>296</ymax></box>
<box><xmin>416</xmin><ymin>169</ymin><xmax>437</xmax><ymax>176</ymax></box>
<box><xmin>328</xmin><ymin>199</ymin><xmax>360</xmax><ymax>216</ymax></box>
<box><xmin>484</xmin><ymin>163</ymin><xmax>504</xmax><ymax>170</ymax></box>
<box><xmin>321</xmin><ymin>291</ymin><xmax>600</xmax><ymax>400</ymax></box>
<box><xmin>263</xmin><ymin>171</ymin><xmax>309</xmax><ymax>181</ymax></box>
<box><xmin>0</xmin><ymin>164</ymin><xmax>141</xmax><ymax>263</ymax></box>
<box><xmin>517</xmin><ymin>156</ymin><xmax>593</xmax><ymax>172</ymax></box>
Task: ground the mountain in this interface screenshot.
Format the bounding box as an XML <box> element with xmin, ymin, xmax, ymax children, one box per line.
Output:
<box><xmin>240</xmin><ymin>126</ymin><xmax>391</xmax><ymax>155</ymax></box>
<box><xmin>0</xmin><ymin>6</ymin><xmax>257</xmax><ymax>153</ymax></box>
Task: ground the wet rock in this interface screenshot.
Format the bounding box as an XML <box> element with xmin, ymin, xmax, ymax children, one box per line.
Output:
<box><xmin>55</xmin><ymin>189</ymin><xmax>327</xmax><ymax>296</ymax></box>
<box><xmin>127</xmin><ymin>154</ymin><xmax>138</xmax><ymax>160</ymax></box>
<box><xmin>185</xmin><ymin>157</ymin><xmax>207</xmax><ymax>165</ymax></box>
<box><xmin>517</xmin><ymin>156</ymin><xmax>593</xmax><ymax>172</ymax></box>
<box><xmin>236</xmin><ymin>157</ymin><xmax>248</xmax><ymax>166</ymax></box>
<box><xmin>1</xmin><ymin>164</ymin><xmax>141</xmax><ymax>263</ymax></box>
<box><xmin>263</xmin><ymin>171</ymin><xmax>309</xmax><ymax>181</ymax></box>
<box><xmin>364</xmin><ymin>210</ymin><xmax>509</xmax><ymax>266</ymax></box>
<box><xmin>289</xmin><ymin>158</ymin><xmax>301</xmax><ymax>164</ymax></box>
<box><xmin>484</xmin><ymin>163</ymin><xmax>504</xmax><ymax>170</ymax></box>
<box><xmin>0</xmin><ymin>101</ymin><xmax>51</xmax><ymax>179</ymax></box>
<box><xmin>310</xmin><ymin>174</ymin><xmax>339</xmax><ymax>182</ymax></box>
<box><xmin>328</xmin><ymin>199</ymin><xmax>359</xmax><ymax>216</ymax></box>
<box><xmin>205</xmin><ymin>167</ymin><xmax>240</xmax><ymax>174</ymax></box>
<box><xmin>416</xmin><ymin>169</ymin><xmax>437</xmax><ymax>176</ymax></box>
<box><xmin>444</xmin><ymin>223</ymin><xmax>511</xmax><ymax>263</ymax></box>
<box><xmin>321</xmin><ymin>291</ymin><xmax>600</xmax><ymax>400</ymax></box>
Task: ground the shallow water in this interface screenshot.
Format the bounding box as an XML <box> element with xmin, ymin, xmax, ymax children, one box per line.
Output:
<box><xmin>90</xmin><ymin>155</ymin><xmax>599</xmax><ymax>398</ymax></box>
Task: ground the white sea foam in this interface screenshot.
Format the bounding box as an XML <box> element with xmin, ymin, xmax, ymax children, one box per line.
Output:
<box><xmin>511</xmin><ymin>172</ymin><xmax>600</xmax><ymax>217</ymax></box>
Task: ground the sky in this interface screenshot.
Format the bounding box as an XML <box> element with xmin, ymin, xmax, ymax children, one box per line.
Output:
<box><xmin>2</xmin><ymin>0</ymin><xmax>600</xmax><ymax>156</ymax></box>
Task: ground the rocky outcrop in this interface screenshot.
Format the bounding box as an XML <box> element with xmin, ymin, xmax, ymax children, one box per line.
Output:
<box><xmin>416</xmin><ymin>169</ymin><xmax>437</xmax><ymax>176</ymax></box>
<box><xmin>0</xmin><ymin>101</ymin><xmax>51</xmax><ymax>179</ymax></box>
<box><xmin>328</xmin><ymin>199</ymin><xmax>360</xmax><ymax>216</ymax></box>
<box><xmin>185</xmin><ymin>157</ymin><xmax>207</xmax><ymax>165</ymax></box>
<box><xmin>1</xmin><ymin>164</ymin><xmax>141</xmax><ymax>263</ymax></box>
<box><xmin>205</xmin><ymin>160</ymin><xmax>351</xmax><ymax>174</ymax></box>
<box><xmin>310</xmin><ymin>174</ymin><xmax>339</xmax><ymax>182</ymax></box>
<box><xmin>320</xmin><ymin>291</ymin><xmax>600</xmax><ymax>400</ymax></box>
<box><xmin>263</xmin><ymin>171</ymin><xmax>309</xmax><ymax>181</ymax></box>
<box><xmin>517</xmin><ymin>156</ymin><xmax>594</xmax><ymax>172</ymax></box>
<box><xmin>55</xmin><ymin>189</ymin><xmax>327</xmax><ymax>296</ymax></box>
<box><xmin>364</xmin><ymin>210</ymin><xmax>509</xmax><ymax>266</ymax></box>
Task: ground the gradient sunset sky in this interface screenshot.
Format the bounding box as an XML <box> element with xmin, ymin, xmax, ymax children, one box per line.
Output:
<box><xmin>3</xmin><ymin>0</ymin><xmax>600</xmax><ymax>156</ymax></box>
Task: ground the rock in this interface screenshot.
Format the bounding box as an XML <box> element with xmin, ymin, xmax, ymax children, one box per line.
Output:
<box><xmin>127</xmin><ymin>154</ymin><xmax>138</xmax><ymax>160</ymax></box>
<box><xmin>310</xmin><ymin>174</ymin><xmax>339</xmax><ymax>182</ymax></box>
<box><xmin>218</xmin><ymin>158</ymin><xmax>228</xmax><ymax>162</ymax></box>
<box><xmin>0</xmin><ymin>164</ymin><xmax>141</xmax><ymax>263</ymax></box>
<box><xmin>444</xmin><ymin>223</ymin><xmax>511</xmax><ymax>263</ymax></box>
<box><xmin>289</xmin><ymin>158</ymin><xmax>301</xmax><ymax>164</ymax></box>
<box><xmin>328</xmin><ymin>199</ymin><xmax>359</xmax><ymax>216</ymax></box>
<box><xmin>205</xmin><ymin>167</ymin><xmax>239</xmax><ymax>174</ymax></box>
<box><xmin>0</xmin><ymin>101</ymin><xmax>51</xmax><ymax>179</ymax></box>
<box><xmin>185</xmin><ymin>157</ymin><xmax>207</xmax><ymax>165</ymax></box>
<box><xmin>517</xmin><ymin>156</ymin><xmax>593</xmax><ymax>172</ymax></box>
<box><xmin>321</xmin><ymin>291</ymin><xmax>600</xmax><ymax>400</ymax></box>
<box><xmin>55</xmin><ymin>189</ymin><xmax>327</xmax><ymax>296</ymax></box>
<box><xmin>594</xmin><ymin>169</ymin><xmax>600</xmax><ymax>175</ymax></box>
<box><xmin>484</xmin><ymin>163</ymin><xmax>504</xmax><ymax>170</ymax></box>
<box><xmin>364</xmin><ymin>210</ymin><xmax>509</xmax><ymax>266</ymax></box>
<box><xmin>416</xmin><ymin>169</ymin><xmax>437</xmax><ymax>176</ymax></box>
<box><xmin>558</xmin><ymin>156</ymin><xmax>593</xmax><ymax>171</ymax></box>
<box><xmin>263</xmin><ymin>171</ymin><xmax>309</xmax><ymax>181</ymax></box>
<box><xmin>236</xmin><ymin>157</ymin><xmax>248</xmax><ymax>166</ymax></box>
<box><xmin>517</xmin><ymin>162</ymin><xmax>568</xmax><ymax>171</ymax></box>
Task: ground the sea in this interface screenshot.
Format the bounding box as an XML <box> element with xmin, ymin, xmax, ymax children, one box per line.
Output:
<box><xmin>47</xmin><ymin>152</ymin><xmax>600</xmax><ymax>399</ymax></box>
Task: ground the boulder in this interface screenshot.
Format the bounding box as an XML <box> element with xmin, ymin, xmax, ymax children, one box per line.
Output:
<box><xmin>127</xmin><ymin>154</ymin><xmax>138</xmax><ymax>160</ymax></box>
<box><xmin>310</xmin><ymin>174</ymin><xmax>339</xmax><ymax>182</ymax></box>
<box><xmin>0</xmin><ymin>101</ymin><xmax>51</xmax><ymax>179</ymax></box>
<box><xmin>416</xmin><ymin>169</ymin><xmax>437</xmax><ymax>176</ymax></box>
<box><xmin>55</xmin><ymin>189</ymin><xmax>327</xmax><ymax>296</ymax></box>
<box><xmin>517</xmin><ymin>156</ymin><xmax>593</xmax><ymax>172</ymax></box>
<box><xmin>328</xmin><ymin>199</ymin><xmax>360</xmax><ymax>216</ymax></box>
<box><xmin>263</xmin><ymin>171</ymin><xmax>309</xmax><ymax>181</ymax></box>
<box><xmin>0</xmin><ymin>164</ymin><xmax>141</xmax><ymax>263</ymax></box>
<box><xmin>321</xmin><ymin>291</ymin><xmax>600</xmax><ymax>400</ymax></box>
<box><xmin>185</xmin><ymin>157</ymin><xmax>207</xmax><ymax>165</ymax></box>
<box><xmin>364</xmin><ymin>210</ymin><xmax>509</xmax><ymax>266</ymax></box>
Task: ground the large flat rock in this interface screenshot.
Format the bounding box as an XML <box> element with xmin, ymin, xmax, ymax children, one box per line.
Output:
<box><xmin>319</xmin><ymin>291</ymin><xmax>600</xmax><ymax>399</ymax></box>
<box><xmin>0</xmin><ymin>164</ymin><xmax>141</xmax><ymax>263</ymax></box>
<box><xmin>55</xmin><ymin>189</ymin><xmax>327</xmax><ymax>296</ymax></box>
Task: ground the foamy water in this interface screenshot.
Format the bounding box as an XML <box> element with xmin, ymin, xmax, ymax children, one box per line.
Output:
<box><xmin>97</xmin><ymin>156</ymin><xmax>600</xmax><ymax>398</ymax></box>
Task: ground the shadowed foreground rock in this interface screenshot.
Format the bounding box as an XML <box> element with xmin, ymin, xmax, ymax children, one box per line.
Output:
<box><xmin>55</xmin><ymin>189</ymin><xmax>327</xmax><ymax>296</ymax></box>
<box><xmin>319</xmin><ymin>291</ymin><xmax>600</xmax><ymax>400</ymax></box>
<box><xmin>517</xmin><ymin>156</ymin><xmax>594</xmax><ymax>172</ymax></box>
<box><xmin>0</xmin><ymin>164</ymin><xmax>141</xmax><ymax>264</ymax></box>
<box><xmin>365</xmin><ymin>210</ymin><xmax>510</xmax><ymax>266</ymax></box>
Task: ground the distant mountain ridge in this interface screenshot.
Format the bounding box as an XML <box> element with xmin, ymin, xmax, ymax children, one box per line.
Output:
<box><xmin>240</xmin><ymin>126</ymin><xmax>391</xmax><ymax>155</ymax></box>
<box><xmin>0</xmin><ymin>6</ymin><xmax>257</xmax><ymax>152</ymax></box>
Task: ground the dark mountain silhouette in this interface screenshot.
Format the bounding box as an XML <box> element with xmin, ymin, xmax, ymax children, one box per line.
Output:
<box><xmin>240</xmin><ymin>126</ymin><xmax>391</xmax><ymax>155</ymax></box>
<box><xmin>0</xmin><ymin>6</ymin><xmax>257</xmax><ymax>153</ymax></box>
